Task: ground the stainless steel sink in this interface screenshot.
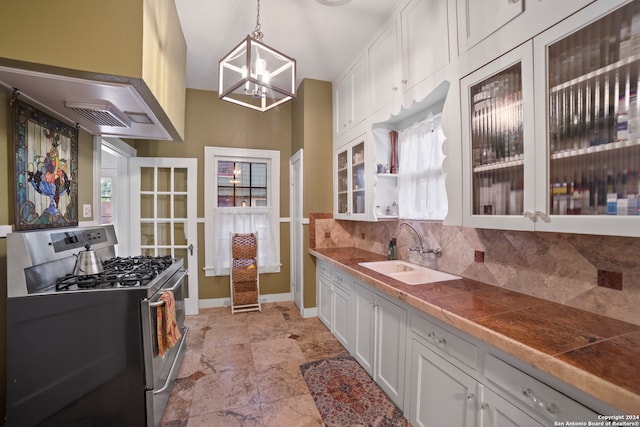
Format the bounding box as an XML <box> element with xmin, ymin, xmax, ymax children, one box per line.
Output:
<box><xmin>358</xmin><ymin>260</ymin><xmax>460</xmax><ymax>285</ymax></box>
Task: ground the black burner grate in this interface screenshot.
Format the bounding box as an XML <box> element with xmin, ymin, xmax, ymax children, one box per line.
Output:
<box><xmin>55</xmin><ymin>255</ymin><xmax>175</xmax><ymax>291</ymax></box>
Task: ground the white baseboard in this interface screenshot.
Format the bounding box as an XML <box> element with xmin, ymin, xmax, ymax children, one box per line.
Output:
<box><xmin>301</xmin><ymin>307</ymin><xmax>318</xmax><ymax>318</ymax></box>
<box><xmin>197</xmin><ymin>293</ymin><xmax>318</xmax><ymax>319</ymax></box>
<box><xmin>198</xmin><ymin>292</ymin><xmax>293</xmax><ymax>310</ymax></box>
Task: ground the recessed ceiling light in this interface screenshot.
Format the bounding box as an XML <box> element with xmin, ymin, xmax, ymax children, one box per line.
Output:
<box><xmin>316</xmin><ymin>0</ymin><xmax>352</xmax><ymax>6</ymax></box>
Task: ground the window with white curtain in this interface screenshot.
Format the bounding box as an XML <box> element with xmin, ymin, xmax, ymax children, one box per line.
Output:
<box><xmin>398</xmin><ymin>115</ymin><xmax>448</xmax><ymax>220</ymax></box>
<box><xmin>204</xmin><ymin>147</ymin><xmax>280</xmax><ymax>276</ymax></box>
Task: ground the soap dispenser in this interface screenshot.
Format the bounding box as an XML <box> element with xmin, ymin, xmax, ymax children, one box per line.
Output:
<box><xmin>388</xmin><ymin>239</ymin><xmax>396</xmax><ymax>260</ymax></box>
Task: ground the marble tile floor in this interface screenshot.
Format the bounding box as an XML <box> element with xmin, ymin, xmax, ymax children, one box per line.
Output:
<box><xmin>159</xmin><ymin>301</ymin><xmax>350</xmax><ymax>427</ymax></box>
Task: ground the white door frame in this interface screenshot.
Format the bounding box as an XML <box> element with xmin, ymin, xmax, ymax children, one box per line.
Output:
<box><xmin>129</xmin><ymin>157</ymin><xmax>199</xmax><ymax>315</ymax></box>
<box><xmin>93</xmin><ymin>136</ymin><xmax>136</xmax><ymax>256</ymax></box>
<box><xmin>290</xmin><ymin>149</ymin><xmax>304</xmax><ymax>314</ymax></box>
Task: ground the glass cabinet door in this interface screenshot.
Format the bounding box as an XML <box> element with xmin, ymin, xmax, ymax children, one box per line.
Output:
<box><xmin>351</xmin><ymin>141</ymin><xmax>366</xmax><ymax>215</ymax></box>
<box><xmin>462</xmin><ymin>42</ymin><xmax>536</xmax><ymax>230</ymax></box>
<box><xmin>470</xmin><ymin>62</ymin><xmax>524</xmax><ymax>216</ymax></box>
<box><xmin>337</xmin><ymin>149</ymin><xmax>349</xmax><ymax>215</ymax></box>
<box><xmin>544</xmin><ymin>0</ymin><xmax>640</xmax><ymax>218</ymax></box>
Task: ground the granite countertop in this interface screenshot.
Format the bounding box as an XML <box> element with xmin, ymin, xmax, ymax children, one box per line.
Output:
<box><xmin>309</xmin><ymin>246</ymin><xmax>640</xmax><ymax>415</ymax></box>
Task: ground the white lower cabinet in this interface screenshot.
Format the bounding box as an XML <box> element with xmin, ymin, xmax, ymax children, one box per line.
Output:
<box><xmin>408</xmin><ymin>334</ymin><xmax>545</xmax><ymax>427</ymax></box>
<box><xmin>332</xmin><ymin>279</ymin><xmax>351</xmax><ymax>348</ymax></box>
<box><xmin>351</xmin><ymin>280</ymin><xmax>376</xmax><ymax>374</ymax></box>
<box><xmin>480</xmin><ymin>386</ymin><xmax>544</xmax><ymax>427</ymax></box>
<box><xmin>408</xmin><ymin>336</ymin><xmax>477</xmax><ymax>427</ymax></box>
<box><xmin>316</xmin><ymin>265</ymin><xmax>604</xmax><ymax>426</ymax></box>
<box><xmin>350</xmin><ymin>280</ymin><xmax>407</xmax><ymax>409</ymax></box>
<box><xmin>375</xmin><ymin>293</ymin><xmax>407</xmax><ymax>408</ymax></box>
<box><xmin>316</xmin><ymin>261</ymin><xmax>351</xmax><ymax>349</ymax></box>
<box><xmin>316</xmin><ymin>264</ymin><xmax>333</xmax><ymax>328</ymax></box>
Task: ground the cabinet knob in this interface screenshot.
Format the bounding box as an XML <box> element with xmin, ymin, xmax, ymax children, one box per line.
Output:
<box><xmin>402</xmin><ymin>79</ymin><xmax>408</xmax><ymax>84</ymax></box>
<box><xmin>481</xmin><ymin>402</ymin><xmax>490</xmax><ymax>410</ymax></box>
<box><xmin>392</xmin><ymin>87</ymin><xmax>398</xmax><ymax>91</ymax></box>
<box><xmin>467</xmin><ymin>393</ymin><xmax>476</xmax><ymax>401</ymax></box>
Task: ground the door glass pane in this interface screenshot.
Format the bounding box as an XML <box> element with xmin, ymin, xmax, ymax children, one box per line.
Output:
<box><xmin>470</xmin><ymin>62</ymin><xmax>524</xmax><ymax>215</ymax></box>
<box><xmin>174</xmin><ymin>195</ymin><xmax>187</xmax><ymax>218</ymax></box>
<box><xmin>101</xmin><ymin>177</ymin><xmax>113</xmax><ymax>224</ymax></box>
<box><xmin>141</xmin><ymin>223</ymin><xmax>155</xmax><ymax>246</ymax></box>
<box><xmin>174</xmin><ymin>222</ymin><xmax>187</xmax><ymax>246</ymax></box>
<box><xmin>157</xmin><ymin>168</ymin><xmax>171</xmax><ymax>192</ymax></box>
<box><xmin>140</xmin><ymin>195</ymin><xmax>154</xmax><ymax>218</ymax></box>
<box><xmin>141</xmin><ymin>167</ymin><xmax>154</xmax><ymax>192</ymax></box>
<box><xmin>157</xmin><ymin>222</ymin><xmax>170</xmax><ymax>246</ymax></box>
<box><xmin>157</xmin><ymin>195</ymin><xmax>171</xmax><ymax>218</ymax></box>
<box><xmin>548</xmin><ymin>1</ymin><xmax>640</xmax><ymax>216</ymax></box>
<box><xmin>175</xmin><ymin>248</ymin><xmax>188</xmax><ymax>268</ymax></box>
<box><xmin>174</xmin><ymin>168</ymin><xmax>188</xmax><ymax>192</ymax></box>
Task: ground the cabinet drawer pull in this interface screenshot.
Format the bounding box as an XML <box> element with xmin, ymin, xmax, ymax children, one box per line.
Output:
<box><xmin>427</xmin><ymin>331</ymin><xmax>447</xmax><ymax>345</ymax></box>
<box><xmin>467</xmin><ymin>393</ymin><xmax>476</xmax><ymax>401</ymax></box>
<box><xmin>522</xmin><ymin>388</ymin><xmax>559</xmax><ymax>415</ymax></box>
<box><xmin>481</xmin><ymin>401</ymin><xmax>489</xmax><ymax>410</ymax></box>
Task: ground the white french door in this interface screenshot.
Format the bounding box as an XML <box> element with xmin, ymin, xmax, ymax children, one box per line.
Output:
<box><xmin>129</xmin><ymin>157</ymin><xmax>199</xmax><ymax>315</ymax></box>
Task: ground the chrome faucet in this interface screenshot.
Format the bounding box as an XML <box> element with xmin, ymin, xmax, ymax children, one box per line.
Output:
<box><xmin>400</xmin><ymin>222</ymin><xmax>443</xmax><ymax>257</ymax></box>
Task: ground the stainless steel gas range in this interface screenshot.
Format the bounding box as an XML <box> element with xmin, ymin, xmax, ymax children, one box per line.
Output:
<box><xmin>5</xmin><ymin>225</ymin><xmax>188</xmax><ymax>427</ymax></box>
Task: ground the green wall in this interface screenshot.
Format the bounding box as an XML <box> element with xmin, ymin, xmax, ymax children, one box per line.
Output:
<box><xmin>291</xmin><ymin>79</ymin><xmax>333</xmax><ymax>309</ymax></box>
<box><xmin>134</xmin><ymin>88</ymin><xmax>294</xmax><ymax>299</ymax></box>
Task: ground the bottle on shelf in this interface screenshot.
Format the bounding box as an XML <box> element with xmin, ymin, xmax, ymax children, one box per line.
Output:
<box><xmin>617</xmin><ymin>94</ymin><xmax>629</xmax><ymax>141</ymax></box>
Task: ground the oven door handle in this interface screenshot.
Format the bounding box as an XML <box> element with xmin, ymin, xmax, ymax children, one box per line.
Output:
<box><xmin>148</xmin><ymin>269</ymin><xmax>189</xmax><ymax>307</ymax></box>
<box><xmin>153</xmin><ymin>326</ymin><xmax>189</xmax><ymax>395</ymax></box>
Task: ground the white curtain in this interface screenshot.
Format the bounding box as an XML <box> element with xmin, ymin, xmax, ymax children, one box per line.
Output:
<box><xmin>398</xmin><ymin>117</ymin><xmax>448</xmax><ymax>220</ymax></box>
<box><xmin>212</xmin><ymin>206</ymin><xmax>280</xmax><ymax>275</ymax></box>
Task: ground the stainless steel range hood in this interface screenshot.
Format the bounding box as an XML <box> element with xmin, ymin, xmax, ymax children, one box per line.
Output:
<box><xmin>0</xmin><ymin>64</ymin><xmax>177</xmax><ymax>140</ymax></box>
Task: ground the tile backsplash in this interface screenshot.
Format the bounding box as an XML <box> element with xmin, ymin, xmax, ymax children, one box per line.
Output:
<box><xmin>310</xmin><ymin>214</ymin><xmax>640</xmax><ymax>326</ymax></box>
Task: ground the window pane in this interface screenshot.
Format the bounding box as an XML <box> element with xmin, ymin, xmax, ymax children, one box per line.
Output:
<box><xmin>216</xmin><ymin>160</ymin><xmax>269</xmax><ymax>207</ymax></box>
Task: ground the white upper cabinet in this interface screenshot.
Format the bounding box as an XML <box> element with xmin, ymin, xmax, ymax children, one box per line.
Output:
<box><xmin>456</xmin><ymin>0</ymin><xmax>524</xmax><ymax>54</ymax></box>
<box><xmin>461</xmin><ymin>42</ymin><xmax>537</xmax><ymax>231</ymax></box>
<box><xmin>335</xmin><ymin>54</ymin><xmax>368</xmax><ymax>138</ymax></box>
<box><xmin>532</xmin><ymin>0</ymin><xmax>640</xmax><ymax>237</ymax></box>
<box><xmin>457</xmin><ymin>0</ymin><xmax>595</xmax><ymax>60</ymax></box>
<box><xmin>400</xmin><ymin>0</ymin><xmax>450</xmax><ymax>93</ymax></box>
<box><xmin>367</xmin><ymin>0</ymin><xmax>451</xmax><ymax>118</ymax></box>
<box><xmin>368</xmin><ymin>21</ymin><xmax>402</xmax><ymax>115</ymax></box>
<box><xmin>334</xmin><ymin>134</ymin><xmax>374</xmax><ymax>220</ymax></box>
<box><xmin>462</xmin><ymin>0</ymin><xmax>640</xmax><ymax>237</ymax></box>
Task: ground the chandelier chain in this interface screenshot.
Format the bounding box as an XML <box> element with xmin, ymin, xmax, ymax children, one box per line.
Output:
<box><xmin>252</xmin><ymin>0</ymin><xmax>264</xmax><ymax>41</ymax></box>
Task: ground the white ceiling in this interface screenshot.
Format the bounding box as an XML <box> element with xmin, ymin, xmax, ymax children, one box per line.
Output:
<box><xmin>175</xmin><ymin>0</ymin><xmax>401</xmax><ymax>91</ymax></box>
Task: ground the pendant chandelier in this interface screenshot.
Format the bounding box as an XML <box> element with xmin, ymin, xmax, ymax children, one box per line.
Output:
<box><xmin>218</xmin><ymin>0</ymin><xmax>296</xmax><ymax>112</ymax></box>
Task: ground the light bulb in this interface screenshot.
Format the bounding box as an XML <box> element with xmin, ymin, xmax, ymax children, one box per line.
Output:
<box><xmin>255</xmin><ymin>58</ymin><xmax>266</xmax><ymax>77</ymax></box>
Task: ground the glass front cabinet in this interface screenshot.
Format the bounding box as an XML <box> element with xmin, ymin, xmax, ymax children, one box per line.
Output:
<box><xmin>462</xmin><ymin>42</ymin><xmax>537</xmax><ymax>230</ymax></box>
<box><xmin>462</xmin><ymin>0</ymin><xmax>640</xmax><ymax>236</ymax></box>
<box><xmin>334</xmin><ymin>135</ymin><xmax>371</xmax><ymax>220</ymax></box>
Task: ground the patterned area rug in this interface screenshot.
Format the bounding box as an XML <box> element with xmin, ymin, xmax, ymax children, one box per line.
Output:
<box><xmin>300</xmin><ymin>355</ymin><xmax>408</xmax><ymax>427</ymax></box>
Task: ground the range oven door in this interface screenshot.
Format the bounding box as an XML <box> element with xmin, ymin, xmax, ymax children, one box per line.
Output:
<box><xmin>141</xmin><ymin>268</ymin><xmax>189</xmax><ymax>427</ymax></box>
